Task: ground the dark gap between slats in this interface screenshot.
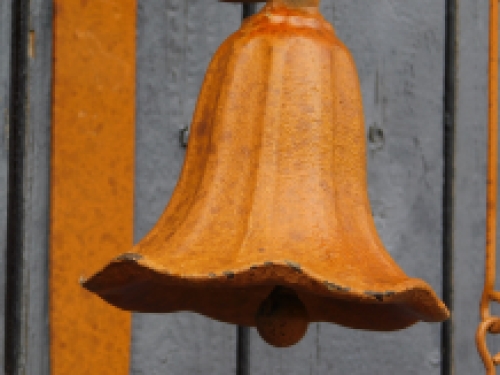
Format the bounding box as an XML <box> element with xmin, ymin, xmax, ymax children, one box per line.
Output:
<box><xmin>442</xmin><ymin>0</ymin><xmax>457</xmax><ymax>374</ymax></box>
<box><xmin>5</xmin><ymin>0</ymin><xmax>30</xmax><ymax>374</ymax></box>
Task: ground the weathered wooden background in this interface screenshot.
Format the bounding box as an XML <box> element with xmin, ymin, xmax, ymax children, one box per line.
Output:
<box><xmin>0</xmin><ymin>0</ymin><xmax>498</xmax><ymax>373</ymax></box>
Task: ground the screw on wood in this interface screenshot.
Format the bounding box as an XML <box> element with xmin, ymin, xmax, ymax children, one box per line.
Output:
<box><xmin>179</xmin><ymin>126</ymin><xmax>190</xmax><ymax>148</ymax></box>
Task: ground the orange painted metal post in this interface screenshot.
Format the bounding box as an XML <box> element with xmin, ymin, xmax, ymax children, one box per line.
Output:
<box><xmin>51</xmin><ymin>0</ymin><xmax>135</xmax><ymax>373</ymax></box>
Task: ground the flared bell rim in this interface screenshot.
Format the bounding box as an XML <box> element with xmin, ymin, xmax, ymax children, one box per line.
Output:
<box><xmin>83</xmin><ymin>252</ymin><xmax>449</xmax><ymax>331</ymax></box>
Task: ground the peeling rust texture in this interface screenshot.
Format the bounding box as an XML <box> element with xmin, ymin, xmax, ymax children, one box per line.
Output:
<box><xmin>365</xmin><ymin>291</ymin><xmax>385</xmax><ymax>302</ymax></box>
<box><xmin>115</xmin><ymin>253</ymin><xmax>143</xmax><ymax>262</ymax></box>
<box><xmin>324</xmin><ymin>281</ymin><xmax>352</xmax><ymax>293</ymax></box>
<box><xmin>325</xmin><ymin>282</ymin><xmax>342</xmax><ymax>291</ymax></box>
<box><xmin>286</xmin><ymin>261</ymin><xmax>302</xmax><ymax>273</ymax></box>
<box><xmin>50</xmin><ymin>0</ymin><xmax>135</xmax><ymax>373</ymax></box>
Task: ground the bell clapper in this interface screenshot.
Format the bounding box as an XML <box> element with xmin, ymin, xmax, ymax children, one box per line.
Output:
<box><xmin>255</xmin><ymin>287</ymin><xmax>309</xmax><ymax>348</ymax></box>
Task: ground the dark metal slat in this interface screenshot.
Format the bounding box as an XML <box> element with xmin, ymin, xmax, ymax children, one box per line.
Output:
<box><xmin>442</xmin><ymin>0</ymin><xmax>457</xmax><ymax>374</ymax></box>
<box><xmin>243</xmin><ymin>4</ymin><xmax>258</xmax><ymax>19</ymax></box>
<box><xmin>5</xmin><ymin>0</ymin><xmax>30</xmax><ymax>373</ymax></box>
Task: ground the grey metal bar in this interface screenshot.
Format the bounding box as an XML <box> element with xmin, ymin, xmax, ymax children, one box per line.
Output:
<box><xmin>243</xmin><ymin>4</ymin><xmax>257</xmax><ymax>19</ymax></box>
<box><xmin>442</xmin><ymin>0</ymin><xmax>457</xmax><ymax>373</ymax></box>
<box><xmin>5</xmin><ymin>0</ymin><xmax>30</xmax><ymax>373</ymax></box>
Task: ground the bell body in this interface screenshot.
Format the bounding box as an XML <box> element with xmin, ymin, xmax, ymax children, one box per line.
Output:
<box><xmin>85</xmin><ymin>1</ymin><xmax>449</xmax><ymax>342</ymax></box>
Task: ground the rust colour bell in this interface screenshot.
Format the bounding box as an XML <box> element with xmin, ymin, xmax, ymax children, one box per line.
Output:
<box><xmin>83</xmin><ymin>0</ymin><xmax>450</xmax><ymax>348</ymax></box>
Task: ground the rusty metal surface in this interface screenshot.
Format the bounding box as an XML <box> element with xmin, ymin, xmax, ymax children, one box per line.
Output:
<box><xmin>85</xmin><ymin>0</ymin><xmax>448</xmax><ymax>346</ymax></box>
<box><xmin>476</xmin><ymin>1</ymin><xmax>500</xmax><ymax>373</ymax></box>
<box><xmin>51</xmin><ymin>0</ymin><xmax>135</xmax><ymax>373</ymax></box>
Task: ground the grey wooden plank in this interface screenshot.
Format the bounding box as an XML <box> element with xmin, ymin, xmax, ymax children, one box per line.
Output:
<box><xmin>454</xmin><ymin>0</ymin><xmax>500</xmax><ymax>373</ymax></box>
<box><xmin>131</xmin><ymin>1</ymin><xmax>241</xmax><ymax>374</ymax></box>
<box><xmin>248</xmin><ymin>1</ymin><xmax>446</xmax><ymax>374</ymax></box>
<box><xmin>0</xmin><ymin>0</ymin><xmax>12</xmax><ymax>371</ymax></box>
<box><xmin>25</xmin><ymin>0</ymin><xmax>52</xmax><ymax>373</ymax></box>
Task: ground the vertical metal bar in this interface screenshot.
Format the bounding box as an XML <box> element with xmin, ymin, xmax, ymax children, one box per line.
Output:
<box><xmin>5</xmin><ymin>0</ymin><xmax>30</xmax><ymax>373</ymax></box>
<box><xmin>237</xmin><ymin>326</ymin><xmax>250</xmax><ymax>375</ymax></box>
<box><xmin>243</xmin><ymin>4</ymin><xmax>257</xmax><ymax>19</ymax></box>
<box><xmin>237</xmin><ymin>6</ymin><xmax>256</xmax><ymax>374</ymax></box>
<box><xmin>442</xmin><ymin>0</ymin><xmax>457</xmax><ymax>373</ymax></box>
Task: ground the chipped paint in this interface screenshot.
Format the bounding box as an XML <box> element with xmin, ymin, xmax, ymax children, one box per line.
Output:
<box><xmin>115</xmin><ymin>253</ymin><xmax>143</xmax><ymax>262</ymax></box>
<box><xmin>285</xmin><ymin>261</ymin><xmax>302</xmax><ymax>273</ymax></box>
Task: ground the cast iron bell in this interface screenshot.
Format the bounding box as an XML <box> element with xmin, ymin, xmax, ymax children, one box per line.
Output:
<box><xmin>84</xmin><ymin>0</ymin><xmax>449</xmax><ymax>348</ymax></box>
